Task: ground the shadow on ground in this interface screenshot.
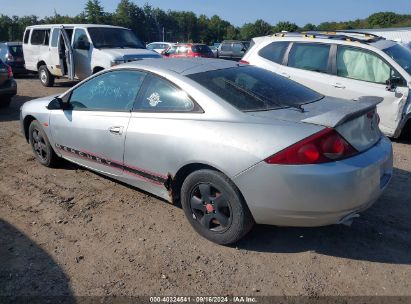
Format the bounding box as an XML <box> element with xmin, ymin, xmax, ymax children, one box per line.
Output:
<box><xmin>0</xmin><ymin>219</ymin><xmax>74</xmax><ymax>302</ymax></box>
<box><xmin>237</xmin><ymin>167</ymin><xmax>411</xmax><ymax>265</ymax></box>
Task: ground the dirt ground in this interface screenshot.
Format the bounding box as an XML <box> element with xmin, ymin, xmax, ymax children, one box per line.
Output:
<box><xmin>0</xmin><ymin>77</ymin><xmax>410</xmax><ymax>300</ymax></box>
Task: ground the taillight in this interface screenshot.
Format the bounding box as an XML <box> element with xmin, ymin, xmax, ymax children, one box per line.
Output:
<box><xmin>7</xmin><ymin>65</ymin><xmax>13</xmax><ymax>78</ymax></box>
<box><xmin>265</xmin><ymin>128</ymin><xmax>358</xmax><ymax>165</ymax></box>
<box><xmin>239</xmin><ymin>60</ymin><xmax>249</xmax><ymax>64</ymax></box>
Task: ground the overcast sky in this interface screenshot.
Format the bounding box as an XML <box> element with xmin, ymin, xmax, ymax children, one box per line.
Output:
<box><xmin>2</xmin><ymin>0</ymin><xmax>411</xmax><ymax>26</ymax></box>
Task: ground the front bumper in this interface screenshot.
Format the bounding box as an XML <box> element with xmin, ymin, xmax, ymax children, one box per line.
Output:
<box><xmin>234</xmin><ymin>136</ymin><xmax>393</xmax><ymax>227</ymax></box>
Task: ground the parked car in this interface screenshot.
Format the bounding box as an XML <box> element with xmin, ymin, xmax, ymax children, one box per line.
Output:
<box><xmin>20</xmin><ymin>58</ymin><xmax>393</xmax><ymax>244</ymax></box>
<box><xmin>209</xmin><ymin>46</ymin><xmax>218</xmax><ymax>57</ymax></box>
<box><xmin>162</xmin><ymin>43</ymin><xmax>214</xmax><ymax>58</ymax></box>
<box><xmin>146</xmin><ymin>42</ymin><xmax>173</xmax><ymax>54</ymax></box>
<box><xmin>218</xmin><ymin>40</ymin><xmax>250</xmax><ymax>61</ymax></box>
<box><xmin>242</xmin><ymin>31</ymin><xmax>411</xmax><ymax>138</ymax></box>
<box><xmin>0</xmin><ymin>42</ymin><xmax>27</xmax><ymax>75</ymax></box>
<box><xmin>22</xmin><ymin>24</ymin><xmax>162</xmax><ymax>87</ymax></box>
<box><xmin>0</xmin><ymin>59</ymin><xmax>17</xmax><ymax>108</ymax></box>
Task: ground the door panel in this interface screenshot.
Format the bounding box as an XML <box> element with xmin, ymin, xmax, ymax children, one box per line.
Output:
<box><xmin>50</xmin><ymin>111</ymin><xmax>130</xmax><ymax>176</ymax></box>
<box><xmin>60</xmin><ymin>26</ymin><xmax>74</xmax><ymax>80</ymax></box>
<box><xmin>72</xmin><ymin>28</ymin><xmax>92</xmax><ymax>79</ymax></box>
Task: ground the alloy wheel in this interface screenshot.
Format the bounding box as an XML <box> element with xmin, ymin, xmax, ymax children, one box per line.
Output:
<box><xmin>32</xmin><ymin>128</ymin><xmax>48</xmax><ymax>162</ymax></box>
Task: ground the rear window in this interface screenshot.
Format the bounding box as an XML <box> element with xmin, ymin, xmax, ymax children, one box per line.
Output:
<box><xmin>288</xmin><ymin>43</ymin><xmax>330</xmax><ymax>73</ymax></box>
<box><xmin>8</xmin><ymin>45</ymin><xmax>23</xmax><ymax>56</ymax></box>
<box><xmin>23</xmin><ymin>30</ymin><xmax>30</xmax><ymax>44</ymax></box>
<box><xmin>192</xmin><ymin>45</ymin><xmax>211</xmax><ymax>54</ymax></box>
<box><xmin>187</xmin><ymin>66</ymin><xmax>323</xmax><ymax>112</ymax></box>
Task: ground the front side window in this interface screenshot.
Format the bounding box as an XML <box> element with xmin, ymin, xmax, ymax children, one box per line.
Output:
<box><xmin>69</xmin><ymin>70</ymin><xmax>146</xmax><ymax>111</ymax></box>
<box><xmin>188</xmin><ymin>66</ymin><xmax>323</xmax><ymax>112</ymax></box>
<box><xmin>176</xmin><ymin>45</ymin><xmax>189</xmax><ymax>54</ymax></box>
<box><xmin>337</xmin><ymin>46</ymin><xmax>390</xmax><ymax>84</ymax></box>
<box><xmin>73</xmin><ymin>29</ymin><xmax>90</xmax><ymax>50</ymax></box>
<box><xmin>288</xmin><ymin>43</ymin><xmax>330</xmax><ymax>73</ymax></box>
<box><xmin>136</xmin><ymin>76</ymin><xmax>195</xmax><ymax>112</ymax></box>
<box><xmin>259</xmin><ymin>41</ymin><xmax>289</xmax><ymax>64</ymax></box>
<box><xmin>87</xmin><ymin>27</ymin><xmax>145</xmax><ymax>49</ymax></box>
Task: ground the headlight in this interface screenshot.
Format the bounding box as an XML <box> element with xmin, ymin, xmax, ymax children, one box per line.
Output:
<box><xmin>110</xmin><ymin>59</ymin><xmax>125</xmax><ymax>67</ymax></box>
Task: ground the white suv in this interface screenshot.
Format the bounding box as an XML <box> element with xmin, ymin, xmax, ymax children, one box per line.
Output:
<box><xmin>242</xmin><ymin>32</ymin><xmax>411</xmax><ymax>138</ymax></box>
<box><xmin>23</xmin><ymin>24</ymin><xmax>161</xmax><ymax>87</ymax></box>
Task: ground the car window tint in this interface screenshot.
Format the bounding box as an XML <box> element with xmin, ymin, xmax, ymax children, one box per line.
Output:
<box><xmin>137</xmin><ymin>76</ymin><xmax>194</xmax><ymax>112</ymax></box>
<box><xmin>31</xmin><ymin>30</ymin><xmax>46</xmax><ymax>45</ymax></box>
<box><xmin>188</xmin><ymin>66</ymin><xmax>323</xmax><ymax>112</ymax></box>
<box><xmin>337</xmin><ymin>46</ymin><xmax>391</xmax><ymax>84</ymax></box>
<box><xmin>288</xmin><ymin>43</ymin><xmax>330</xmax><ymax>73</ymax></box>
<box><xmin>69</xmin><ymin>71</ymin><xmax>146</xmax><ymax>111</ymax></box>
<box><xmin>73</xmin><ymin>28</ymin><xmax>89</xmax><ymax>49</ymax></box>
<box><xmin>233</xmin><ymin>43</ymin><xmax>243</xmax><ymax>52</ymax></box>
<box><xmin>258</xmin><ymin>41</ymin><xmax>289</xmax><ymax>64</ymax></box>
<box><xmin>23</xmin><ymin>30</ymin><xmax>30</xmax><ymax>44</ymax></box>
<box><xmin>51</xmin><ymin>28</ymin><xmax>59</xmax><ymax>47</ymax></box>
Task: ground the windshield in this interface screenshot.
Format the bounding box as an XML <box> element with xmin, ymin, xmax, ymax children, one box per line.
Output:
<box><xmin>8</xmin><ymin>45</ymin><xmax>23</xmax><ymax>57</ymax></box>
<box><xmin>187</xmin><ymin>66</ymin><xmax>323</xmax><ymax>112</ymax></box>
<box><xmin>87</xmin><ymin>27</ymin><xmax>145</xmax><ymax>49</ymax></box>
<box><xmin>383</xmin><ymin>43</ymin><xmax>411</xmax><ymax>75</ymax></box>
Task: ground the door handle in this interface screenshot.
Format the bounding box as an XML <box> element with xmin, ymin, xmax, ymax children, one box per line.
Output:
<box><xmin>281</xmin><ymin>72</ymin><xmax>290</xmax><ymax>79</ymax></box>
<box><xmin>332</xmin><ymin>82</ymin><xmax>346</xmax><ymax>89</ymax></box>
<box><xmin>109</xmin><ymin>126</ymin><xmax>123</xmax><ymax>135</ymax></box>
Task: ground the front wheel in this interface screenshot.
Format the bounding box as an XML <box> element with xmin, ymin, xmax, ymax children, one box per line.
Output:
<box><xmin>38</xmin><ymin>65</ymin><xmax>55</xmax><ymax>87</ymax></box>
<box><xmin>29</xmin><ymin>120</ymin><xmax>59</xmax><ymax>167</ymax></box>
<box><xmin>181</xmin><ymin>169</ymin><xmax>254</xmax><ymax>245</ymax></box>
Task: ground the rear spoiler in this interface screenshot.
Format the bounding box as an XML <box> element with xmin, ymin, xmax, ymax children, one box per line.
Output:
<box><xmin>302</xmin><ymin>96</ymin><xmax>383</xmax><ymax>128</ymax></box>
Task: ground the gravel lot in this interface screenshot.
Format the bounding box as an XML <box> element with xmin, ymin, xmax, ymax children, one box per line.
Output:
<box><xmin>0</xmin><ymin>77</ymin><xmax>410</xmax><ymax>299</ymax></box>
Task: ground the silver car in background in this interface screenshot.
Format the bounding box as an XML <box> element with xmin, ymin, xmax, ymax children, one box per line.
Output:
<box><xmin>20</xmin><ymin>58</ymin><xmax>393</xmax><ymax>244</ymax></box>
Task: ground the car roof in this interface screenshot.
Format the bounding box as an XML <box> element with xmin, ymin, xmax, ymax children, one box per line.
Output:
<box><xmin>117</xmin><ymin>58</ymin><xmax>240</xmax><ymax>76</ymax></box>
<box><xmin>25</xmin><ymin>24</ymin><xmax>127</xmax><ymax>30</ymax></box>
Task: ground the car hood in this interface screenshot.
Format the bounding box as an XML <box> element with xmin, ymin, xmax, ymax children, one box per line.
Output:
<box><xmin>22</xmin><ymin>94</ymin><xmax>56</xmax><ymax>111</ymax></box>
<box><xmin>99</xmin><ymin>48</ymin><xmax>162</xmax><ymax>60</ymax></box>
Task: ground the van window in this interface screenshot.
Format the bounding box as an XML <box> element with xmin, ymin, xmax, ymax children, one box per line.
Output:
<box><xmin>221</xmin><ymin>43</ymin><xmax>231</xmax><ymax>52</ymax></box>
<box><xmin>23</xmin><ymin>30</ymin><xmax>30</xmax><ymax>44</ymax></box>
<box><xmin>73</xmin><ymin>29</ymin><xmax>90</xmax><ymax>50</ymax></box>
<box><xmin>337</xmin><ymin>46</ymin><xmax>390</xmax><ymax>84</ymax></box>
<box><xmin>288</xmin><ymin>43</ymin><xmax>330</xmax><ymax>73</ymax></box>
<box><xmin>51</xmin><ymin>28</ymin><xmax>60</xmax><ymax>47</ymax></box>
<box><xmin>31</xmin><ymin>29</ymin><xmax>50</xmax><ymax>46</ymax></box>
<box><xmin>259</xmin><ymin>41</ymin><xmax>289</xmax><ymax>64</ymax></box>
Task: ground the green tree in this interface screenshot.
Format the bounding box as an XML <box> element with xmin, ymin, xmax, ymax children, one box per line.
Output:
<box><xmin>273</xmin><ymin>21</ymin><xmax>298</xmax><ymax>33</ymax></box>
<box><xmin>84</xmin><ymin>0</ymin><xmax>105</xmax><ymax>23</ymax></box>
<box><xmin>367</xmin><ymin>12</ymin><xmax>401</xmax><ymax>28</ymax></box>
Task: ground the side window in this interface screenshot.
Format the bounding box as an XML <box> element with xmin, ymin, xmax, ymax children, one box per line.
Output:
<box><xmin>69</xmin><ymin>70</ymin><xmax>146</xmax><ymax>111</ymax></box>
<box><xmin>136</xmin><ymin>76</ymin><xmax>195</xmax><ymax>112</ymax></box>
<box><xmin>167</xmin><ymin>46</ymin><xmax>177</xmax><ymax>55</ymax></box>
<box><xmin>23</xmin><ymin>30</ymin><xmax>30</xmax><ymax>44</ymax></box>
<box><xmin>31</xmin><ymin>30</ymin><xmax>45</xmax><ymax>45</ymax></box>
<box><xmin>233</xmin><ymin>43</ymin><xmax>243</xmax><ymax>52</ymax></box>
<box><xmin>288</xmin><ymin>43</ymin><xmax>330</xmax><ymax>73</ymax></box>
<box><xmin>51</xmin><ymin>28</ymin><xmax>59</xmax><ymax>47</ymax></box>
<box><xmin>337</xmin><ymin>46</ymin><xmax>391</xmax><ymax>84</ymax></box>
<box><xmin>221</xmin><ymin>43</ymin><xmax>231</xmax><ymax>52</ymax></box>
<box><xmin>177</xmin><ymin>46</ymin><xmax>189</xmax><ymax>54</ymax></box>
<box><xmin>44</xmin><ymin>30</ymin><xmax>50</xmax><ymax>45</ymax></box>
<box><xmin>258</xmin><ymin>41</ymin><xmax>289</xmax><ymax>64</ymax></box>
<box><xmin>73</xmin><ymin>29</ymin><xmax>90</xmax><ymax>50</ymax></box>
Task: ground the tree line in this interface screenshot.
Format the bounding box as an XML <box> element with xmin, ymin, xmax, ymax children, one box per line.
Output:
<box><xmin>1</xmin><ymin>0</ymin><xmax>411</xmax><ymax>44</ymax></box>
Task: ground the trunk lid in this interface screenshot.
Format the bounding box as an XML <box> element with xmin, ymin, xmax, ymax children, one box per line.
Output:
<box><xmin>247</xmin><ymin>96</ymin><xmax>383</xmax><ymax>152</ymax></box>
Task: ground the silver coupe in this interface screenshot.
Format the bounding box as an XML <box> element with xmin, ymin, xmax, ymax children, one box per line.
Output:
<box><xmin>20</xmin><ymin>58</ymin><xmax>393</xmax><ymax>244</ymax></box>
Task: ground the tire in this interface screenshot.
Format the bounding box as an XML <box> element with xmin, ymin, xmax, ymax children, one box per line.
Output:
<box><xmin>0</xmin><ymin>96</ymin><xmax>11</xmax><ymax>108</ymax></box>
<box><xmin>181</xmin><ymin>169</ymin><xmax>254</xmax><ymax>245</ymax></box>
<box><xmin>38</xmin><ymin>65</ymin><xmax>55</xmax><ymax>87</ymax></box>
<box><xmin>29</xmin><ymin>120</ymin><xmax>59</xmax><ymax>167</ymax></box>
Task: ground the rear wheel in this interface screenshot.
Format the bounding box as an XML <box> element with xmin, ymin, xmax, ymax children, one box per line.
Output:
<box><xmin>38</xmin><ymin>65</ymin><xmax>55</xmax><ymax>87</ymax></box>
<box><xmin>181</xmin><ymin>169</ymin><xmax>254</xmax><ymax>245</ymax></box>
<box><xmin>29</xmin><ymin>120</ymin><xmax>59</xmax><ymax>167</ymax></box>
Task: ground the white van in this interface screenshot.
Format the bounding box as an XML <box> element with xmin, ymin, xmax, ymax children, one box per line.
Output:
<box><xmin>23</xmin><ymin>24</ymin><xmax>162</xmax><ymax>87</ymax></box>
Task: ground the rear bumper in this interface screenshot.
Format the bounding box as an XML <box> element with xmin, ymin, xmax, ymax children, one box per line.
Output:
<box><xmin>234</xmin><ymin>136</ymin><xmax>393</xmax><ymax>226</ymax></box>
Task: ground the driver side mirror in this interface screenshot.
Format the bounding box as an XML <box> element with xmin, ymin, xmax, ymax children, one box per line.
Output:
<box><xmin>47</xmin><ymin>97</ymin><xmax>70</xmax><ymax>110</ymax></box>
<box><xmin>386</xmin><ymin>78</ymin><xmax>402</xmax><ymax>91</ymax></box>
